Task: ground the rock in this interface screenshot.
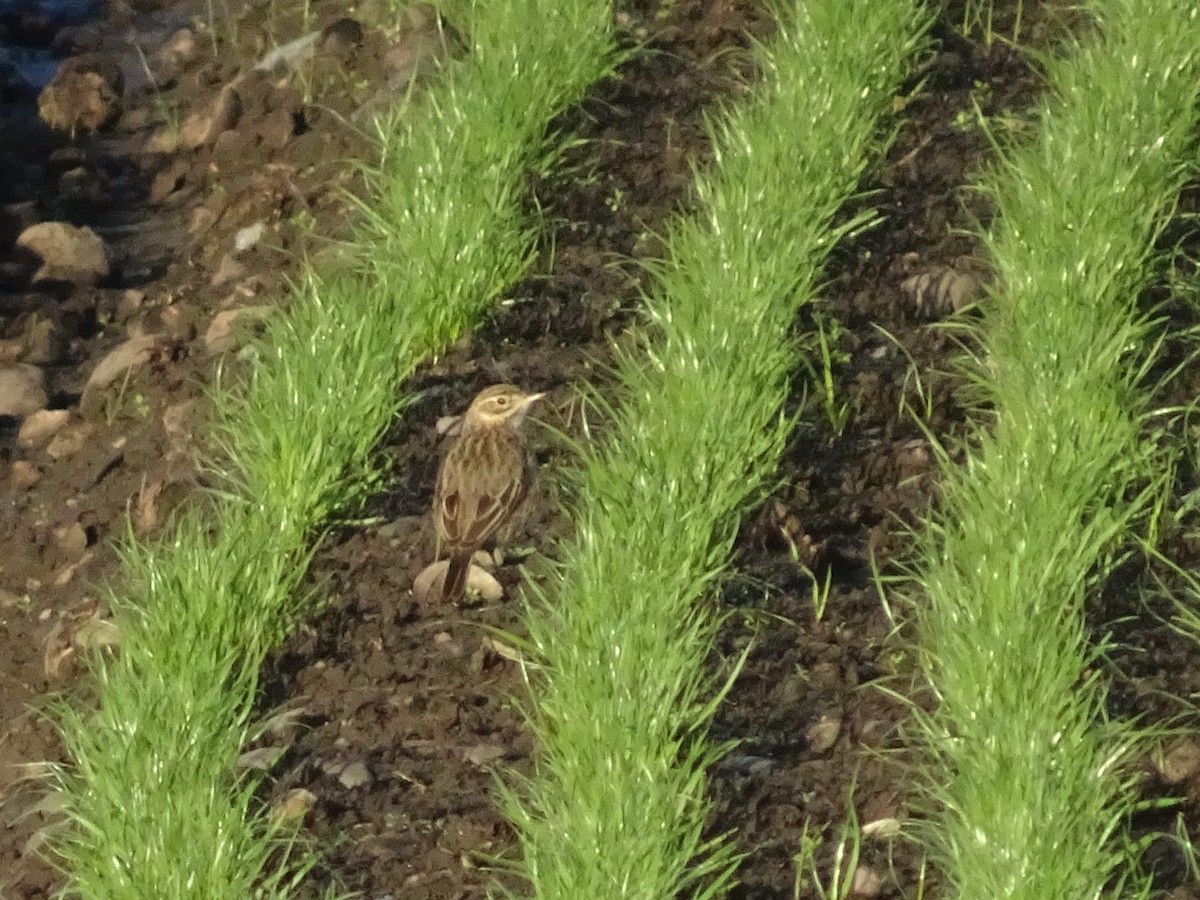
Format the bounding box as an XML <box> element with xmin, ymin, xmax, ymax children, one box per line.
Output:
<box><xmin>413</xmin><ymin>559</ymin><xmax>504</xmax><ymax>604</ymax></box>
<box><xmin>37</xmin><ymin>56</ymin><xmax>124</xmax><ymax>135</ymax></box>
<box><xmin>80</xmin><ymin>335</ymin><xmax>162</xmax><ymax>417</ymax></box>
<box><xmin>0</xmin><ymin>364</ymin><xmax>48</xmax><ymax>417</ymax></box>
<box><xmin>180</xmin><ymin>83</ymin><xmax>242</xmax><ymax>149</ymax></box>
<box><xmin>337</xmin><ymin>760</ymin><xmax>372</xmax><ymax>789</ymax></box>
<box><xmin>234</xmin><ymin>222</ymin><xmax>264</xmax><ymax>252</ymax></box>
<box><xmin>272</xmin><ymin>788</ymin><xmax>316</xmax><ymax>822</ymax></box>
<box><xmin>54</xmin><ymin>522</ymin><xmax>89</xmax><ymax>558</ymax></box>
<box><xmin>18</xmin><ymin>409</ymin><xmax>70</xmax><ymax>447</ymax></box>
<box><xmin>851</xmin><ymin>866</ymin><xmax>885</xmax><ymax>897</ymax></box>
<box><xmin>463</xmin><ymin>743</ymin><xmax>506</xmax><ymax>767</ymax></box>
<box><xmin>9</xmin><ymin>460</ymin><xmax>42</xmax><ymax>488</ymax></box>
<box><xmin>805</xmin><ymin>714</ymin><xmax>842</xmax><ymax>754</ymax></box>
<box><xmin>1159</xmin><ymin>739</ymin><xmax>1200</xmax><ymax>784</ymax></box>
<box><xmin>16</xmin><ymin>222</ymin><xmax>110</xmax><ymax>286</ymax></box>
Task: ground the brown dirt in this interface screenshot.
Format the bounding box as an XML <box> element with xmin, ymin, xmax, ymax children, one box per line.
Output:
<box><xmin>3</xmin><ymin>0</ymin><xmax>1200</xmax><ymax>898</ymax></box>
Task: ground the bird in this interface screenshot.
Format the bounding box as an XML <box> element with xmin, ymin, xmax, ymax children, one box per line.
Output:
<box><xmin>432</xmin><ymin>384</ymin><xmax>544</xmax><ymax>602</ymax></box>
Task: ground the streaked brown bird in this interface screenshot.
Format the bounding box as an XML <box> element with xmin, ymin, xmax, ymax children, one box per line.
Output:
<box><xmin>432</xmin><ymin>384</ymin><xmax>544</xmax><ymax>602</ymax></box>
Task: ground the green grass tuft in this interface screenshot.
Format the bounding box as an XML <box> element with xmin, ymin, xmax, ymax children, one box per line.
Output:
<box><xmin>908</xmin><ymin>0</ymin><xmax>1200</xmax><ymax>895</ymax></box>
<box><xmin>496</xmin><ymin>0</ymin><xmax>930</xmax><ymax>895</ymax></box>
<box><xmin>49</xmin><ymin>0</ymin><xmax>622</xmax><ymax>894</ymax></box>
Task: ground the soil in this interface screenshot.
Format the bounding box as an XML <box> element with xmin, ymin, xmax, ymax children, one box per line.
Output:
<box><xmin>3</xmin><ymin>0</ymin><xmax>1200</xmax><ymax>898</ymax></box>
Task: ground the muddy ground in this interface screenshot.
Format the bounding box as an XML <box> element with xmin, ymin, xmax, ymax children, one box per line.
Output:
<box><xmin>3</xmin><ymin>0</ymin><xmax>1200</xmax><ymax>897</ymax></box>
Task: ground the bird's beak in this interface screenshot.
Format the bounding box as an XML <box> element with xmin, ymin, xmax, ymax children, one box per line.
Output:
<box><xmin>514</xmin><ymin>392</ymin><xmax>545</xmax><ymax>425</ymax></box>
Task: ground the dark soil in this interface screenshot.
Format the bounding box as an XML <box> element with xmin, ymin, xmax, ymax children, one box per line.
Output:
<box><xmin>4</xmin><ymin>0</ymin><xmax>1200</xmax><ymax>898</ymax></box>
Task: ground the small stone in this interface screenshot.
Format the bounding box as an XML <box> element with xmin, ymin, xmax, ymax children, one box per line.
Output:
<box><xmin>16</xmin><ymin>222</ymin><xmax>110</xmax><ymax>286</ymax></box>
<box><xmin>463</xmin><ymin>744</ymin><xmax>506</xmax><ymax>767</ymax></box>
<box><xmin>237</xmin><ymin>746</ymin><xmax>284</xmax><ymax>771</ymax></box>
<box><xmin>272</xmin><ymin>788</ymin><xmax>316</xmax><ymax>822</ymax></box>
<box><xmin>1160</xmin><ymin>739</ymin><xmax>1200</xmax><ymax>784</ymax></box>
<box><xmin>337</xmin><ymin>760</ymin><xmax>371</xmax><ymax>789</ymax></box>
<box><xmin>413</xmin><ymin>560</ymin><xmax>504</xmax><ymax>604</ymax></box>
<box><xmin>234</xmin><ymin>222</ymin><xmax>264</xmax><ymax>252</ymax></box>
<box><xmin>54</xmin><ymin>522</ymin><xmax>89</xmax><ymax>558</ymax></box>
<box><xmin>9</xmin><ymin>460</ymin><xmax>42</xmax><ymax>488</ymax></box>
<box><xmin>18</xmin><ymin>409</ymin><xmax>70</xmax><ymax>447</ymax></box>
<box><xmin>0</xmin><ymin>364</ymin><xmax>48</xmax><ymax>417</ymax></box>
<box><xmin>805</xmin><ymin>714</ymin><xmax>842</xmax><ymax>754</ymax></box>
<box><xmin>851</xmin><ymin>865</ymin><xmax>885</xmax><ymax>897</ymax></box>
<box><xmin>861</xmin><ymin>817</ymin><xmax>902</xmax><ymax>838</ymax></box>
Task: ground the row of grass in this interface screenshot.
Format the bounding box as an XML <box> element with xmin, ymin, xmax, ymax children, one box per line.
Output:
<box><xmin>49</xmin><ymin>0</ymin><xmax>623</xmax><ymax>895</ymax></box>
<box><xmin>908</xmin><ymin>0</ymin><xmax>1200</xmax><ymax>895</ymax></box>
<box><xmin>496</xmin><ymin>0</ymin><xmax>929</xmax><ymax>895</ymax></box>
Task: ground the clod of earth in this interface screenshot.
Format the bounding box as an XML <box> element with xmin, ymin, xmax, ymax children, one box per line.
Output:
<box><xmin>204</xmin><ymin>305</ymin><xmax>273</xmax><ymax>355</ymax></box>
<box><xmin>80</xmin><ymin>334</ymin><xmax>164</xmax><ymax>418</ymax></box>
<box><xmin>37</xmin><ymin>54</ymin><xmax>123</xmax><ymax>135</ymax></box>
<box><xmin>179</xmin><ymin>83</ymin><xmax>242</xmax><ymax>150</ymax></box>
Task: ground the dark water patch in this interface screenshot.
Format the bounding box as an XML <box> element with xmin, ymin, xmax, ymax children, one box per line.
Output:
<box><xmin>0</xmin><ymin>0</ymin><xmax>101</xmax><ymax>90</ymax></box>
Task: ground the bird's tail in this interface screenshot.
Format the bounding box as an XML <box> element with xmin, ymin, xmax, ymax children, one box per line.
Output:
<box><xmin>441</xmin><ymin>551</ymin><xmax>472</xmax><ymax>602</ymax></box>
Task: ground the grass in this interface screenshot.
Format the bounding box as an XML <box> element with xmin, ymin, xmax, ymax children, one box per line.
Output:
<box><xmin>906</xmin><ymin>0</ymin><xmax>1200</xmax><ymax>895</ymax></box>
<box><xmin>495</xmin><ymin>0</ymin><xmax>929</xmax><ymax>896</ymax></box>
<box><xmin>47</xmin><ymin>0</ymin><xmax>621</xmax><ymax>896</ymax></box>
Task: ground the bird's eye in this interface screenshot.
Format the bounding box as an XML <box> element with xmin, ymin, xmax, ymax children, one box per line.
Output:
<box><xmin>495</xmin><ymin>396</ymin><xmax>510</xmax><ymax>407</ymax></box>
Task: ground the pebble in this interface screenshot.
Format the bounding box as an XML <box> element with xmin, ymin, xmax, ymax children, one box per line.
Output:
<box><xmin>18</xmin><ymin>408</ymin><xmax>70</xmax><ymax>447</ymax></box>
<box><xmin>0</xmin><ymin>363</ymin><xmax>48</xmax><ymax>417</ymax></box>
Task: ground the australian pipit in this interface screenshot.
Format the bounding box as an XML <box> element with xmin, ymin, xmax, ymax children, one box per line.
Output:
<box><xmin>432</xmin><ymin>384</ymin><xmax>544</xmax><ymax>602</ymax></box>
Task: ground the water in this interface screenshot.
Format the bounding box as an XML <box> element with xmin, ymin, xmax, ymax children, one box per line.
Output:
<box><xmin>0</xmin><ymin>0</ymin><xmax>102</xmax><ymax>90</ymax></box>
